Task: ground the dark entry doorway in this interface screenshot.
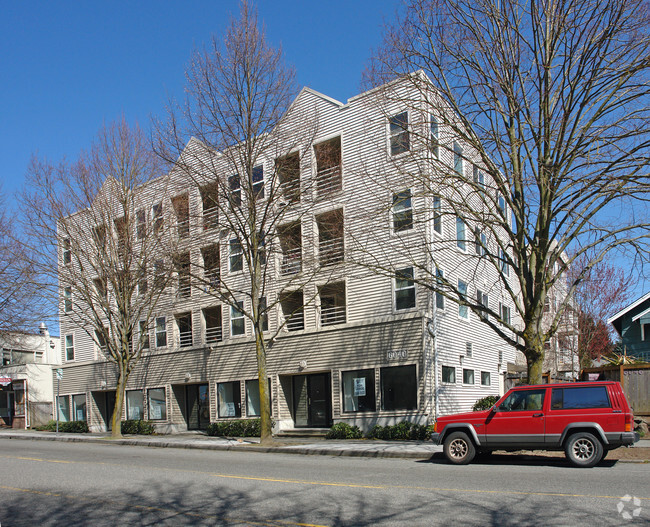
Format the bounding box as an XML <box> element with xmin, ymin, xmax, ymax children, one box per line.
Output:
<box><xmin>292</xmin><ymin>373</ymin><xmax>331</xmax><ymax>428</ymax></box>
<box><xmin>186</xmin><ymin>384</ymin><xmax>210</xmax><ymax>430</ymax></box>
<box><xmin>104</xmin><ymin>391</ymin><xmax>116</xmax><ymax>431</ymax></box>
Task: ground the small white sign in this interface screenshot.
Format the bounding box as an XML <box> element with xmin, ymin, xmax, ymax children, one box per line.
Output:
<box><xmin>151</xmin><ymin>406</ymin><xmax>161</xmax><ymax>420</ymax></box>
<box><xmin>56</xmin><ymin>369</ymin><xmax>63</xmax><ymax>380</ymax></box>
<box><xmin>353</xmin><ymin>378</ymin><xmax>366</xmax><ymax>397</ymax></box>
<box><xmin>226</xmin><ymin>402</ymin><xmax>236</xmax><ymax>417</ymax></box>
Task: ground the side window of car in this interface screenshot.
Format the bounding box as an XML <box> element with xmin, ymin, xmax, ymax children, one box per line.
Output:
<box><xmin>498</xmin><ymin>389</ymin><xmax>545</xmax><ymax>412</ymax></box>
<box><xmin>550</xmin><ymin>387</ymin><xmax>610</xmax><ymax>410</ymax></box>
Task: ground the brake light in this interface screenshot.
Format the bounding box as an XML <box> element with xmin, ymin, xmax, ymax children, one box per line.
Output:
<box><xmin>625</xmin><ymin>423</ymin><xmax>632</xmax><ymax>432</ymax></box>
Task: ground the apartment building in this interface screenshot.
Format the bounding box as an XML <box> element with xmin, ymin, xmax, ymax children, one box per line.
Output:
<box><xmin>56</xmin><ymin>74</ymin><xmax>518</xmax><ymax>433</ymax></box>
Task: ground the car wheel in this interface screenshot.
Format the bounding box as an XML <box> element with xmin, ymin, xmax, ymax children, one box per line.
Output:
<box><xmin>564</xmin><ymin>432</ymin><xmax>603</xmax><ymax>468</ymax></box>
<box><xmin>443</xmin><ymin>431</ymin><xmax>476</xmax><ymax>465</ymax></box>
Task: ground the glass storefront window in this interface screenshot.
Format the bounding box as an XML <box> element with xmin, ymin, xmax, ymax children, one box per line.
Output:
<box><xmin>380</xmin><ymin>365</ymin><xmax>417</xmax><ymax>411</ymax></box>
<box><xmin>245</xmin><ymin>379</ymin><xmax>271</xmax><ymax>417</ymax></box>
<box><xmin>341</xmin><ymin>369</ymin><xmax>376</xmax><ymax>412</ymax></box>
<box><xmin>126</xmin><ymin>390</ymin><xmax>144</xmax><ymax>420</ymax></box>
<box><xmin>57</xmin><ymin>395</ymin><xmax>70</xmax><ymax>422</ymax></box>
<box><xmin>13</xmin><ymin>382</ymin><xmax>25</xmax><ymax>416</ymax></box>
<box><xmin>72</xmin><ymin>393</ymin><xmax>87</xmax><ymax>421</ymax></box>
<box><xmin>148</xmin><ymin>388</ymin><xmax>167</xmax><ymax>420</ymax></box>
<box><xmin>217</xmin><ymin>381</ymin><xmax>241</xmax><ymax>418</ymax></box>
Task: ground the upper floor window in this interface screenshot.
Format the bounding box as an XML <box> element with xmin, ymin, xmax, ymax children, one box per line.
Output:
<box><xmin>453</xmin><ymin>142</ymin><xmax>463</xmax><ymax>176</ymax></box>
<box><xmin>155</xmin><ymin>317</ymin><xmax>167</xmax><ymax>348</ymax></box>
<box><xmin>430</xmin><ymin>115</ymin><xmax>439</xmax><ymax>158</ymax></box>
<box><xmin>392</xmin><ymin>190</ymin><xmax>413</xmax><ymax>232</ymax></box>
<box><xmin>252</xmin><ymin>165</ymin><xmax>264</xmax><ymax>200</ymax></box>
<box><xmin>139</xmin><ymin>320</ymin><xmax>150</xmax><ymax>350</ymax></box>
<box><xmin>229</xmin><ymin>174</ymin><xmax>241</xmax><ymax>207</ymax></box>
<box><xmin>500</xmin><ymin>249</ymin><xmax>510</xmax><ymax>276</ymax></box>
<box><xmin>474</xmin><ymin>228</ymin><xmax>487</xmax><ymax>256</ymax></box>
<box><xmin>389</xmin><ymin>112</ymin><xmax>409</xmax><ymax>155</ymax></box>
<box><xmin>433</xmin><ymin>195</ymin><xmax>442</xmax><ymax>234</ymax></box>
<box><xmin>473</xmin><ymin>165</ymin><xmax>485</xmax><ymax>194</ymax></box>
<box><xmin>62</xmin><ymin>238</ymin><xmax>71</xmax><ymax>265</ymax></box>
<box><xmin>136</xmin><ymin>209</ymin><xmax>146</xmax><ymax>240</ymax></box>
<box><xmin>477</xmin><ymin>289</ymin><xmax>488</xmax><ymax>320</ymax></box>
<box><xmin>395</xmin><ymin>267</ymin><xmax>416</xmax><ymax>310</ymax></box>
<box><xmin>229</xmin><ymin>239</ymin><xmax>243</xmax><ymax>272</ymax></box>
<box><xmin>231</xmin><ymin>301</ymin><xmax>245</xmax><ymax>336</ymax></box>
<box><xmin>499</xmin><ymin>303</ymin><xmax>511</xmax><ymax>326</ymax></box>
<box><xmin>435</xmin><ymin>267</ymin><xmax>445</xmax><ymax>310</ymax></box>
<box><xmin>276</xmin><ymin>152</ymin><xmax>301</xmax><ymax>203</ymax></box>
<box><xmin>152</xmin><ymin>203</ymin><xmax>163</xmax><ymax>235</ymax></box>
<box><xmin>458</xmin><ymin>279</ymin><xmax>469</xmax><ymax>319</ymax></box>
<box><xmin>200</xmin><ymin>183</ymin><xmax>219</xmax><ymax>230</ymax></box>
<box><xmin>456</xmin><ymin>217</ymin><xmax>467</xmax><ymax>251</ymax></box>
<box><xmin>65</xmin><ymin>334</ymin><xmax>74</xmax><ymax>361</ymax></box>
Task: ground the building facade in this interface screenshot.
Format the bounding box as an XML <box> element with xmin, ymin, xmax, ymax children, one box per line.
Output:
<box><xmin>0</xmin><ymin>324</ymin><xmax>61</xmax><ymax>429</ymax></box>
<box><xmin>608</xmin><ymin>292</ymin><xmax>650</xmax><ymax>362</ymax></box>
<box><xmin>56</xmin><ymin>76</ymin><xmax>518</xmax><ymax>433</ymax></box>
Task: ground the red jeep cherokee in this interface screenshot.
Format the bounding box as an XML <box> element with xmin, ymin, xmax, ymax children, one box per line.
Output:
<box><xmin>432</xmin><ymin>381</ymin><xmax>638</xmax><ymax>467</ymax></box>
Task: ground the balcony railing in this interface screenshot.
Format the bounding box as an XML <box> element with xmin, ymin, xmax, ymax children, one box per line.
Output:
<box><xmin>179</xmin><ymin>331</ymin><xmax>193</xmax><ymax>348</ymax></box>
<box><xmin>285</xmin><ymin>311</ymin><xmax>305</xmax><ymax>332</ymax></box>
<box><xmin>205</xmin><ymin>326</ymin><xmax>223</xmax><ymax>344</ymax></box>
<box><xmin>320</xmin><ymin>305</ymin><xmax>346</xmax><ymax>327</ymax></box>
<box><xmin>178</xmin><ymin>279</ymin><xmax>191</xmax><ymax>298</ymax></box>
<box><xmin>281</xmin><ymin>247</ymin><xmax>302</xmax><ymax>275</ymax></box>
<box><xmin>204</xmin><ymin>270</ymin><xmax>220</xmax><ymax>290</ymax></box>
<box><xmin>177</xmin><ymin>218</ymin><xmax>190</xmax><ymax>238</ymax></box>
<box><xmin>319</xmin><ymin>237</ymin><xmax>344</xmax><ymax>266</ymax></box>
<box><xmin>203</xmin><ymin>207</ymin><xmax>218</xmax><ymax>230</ymax></box>
<box><xmin>316</xmin><ymin>165</ymin><xmax>342</xmax><ymax>198</ymax></box>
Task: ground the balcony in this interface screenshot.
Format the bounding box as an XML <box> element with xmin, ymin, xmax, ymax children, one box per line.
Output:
<box><xmin>179</xmin><ymin>331</ymin><xmax>193</xmax><ymax>348</ymax></box>
<box><xmin>285</xmin><ymin>310</ymin><xmax>305</xmax><ymax>332</ymax></box>
<box><xmin>203</xmin><ymin>207</ymin><xmax>218</xmax><ymax>230</ymax></box>
<box><xmin>205</xmin><ymin>325</ymin><xmax>223</xmax><ymax>344</ymax></box>
<box><xmin>316</xmin><ymin>165</ymin><xmax>342</xmax><ymax>198</ymax></box>
<box><xmin>176</xmin><ymin>219</ymin><xmax>190</xmax><ymax>239</ymax></box>
<box><xmin>320</xmin><ymin>305</ymin><xmax>346</xmax><ymax>327</ymax></box>
<box><xmin>319</xmin><ymin>236</ymin><xmax>344</xmax><ymax>266</ymax></box>
<box><xmin>281</xmin><ymin>247</ymin><xmax>302</xmax><ymax>275</ymax></box>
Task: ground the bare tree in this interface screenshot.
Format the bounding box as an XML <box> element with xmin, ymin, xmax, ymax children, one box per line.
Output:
<box><xmin>156</xmin><ymin>1</ymin><xmax>325</xmax><ymax>443</ymax></box>
<box><xmin>364</xmin><ymin>0</ymin><xmax>650</xmax><ymax>382</ymax></box>
<box><xmin>21</xmin><ymin>119</ymin><xmax>173</xmax><ymax>437</ymax></box>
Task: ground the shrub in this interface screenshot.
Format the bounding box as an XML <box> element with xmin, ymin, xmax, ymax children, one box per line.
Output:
<box><xmin>472</xmin><ymin>395</ymin><xmax>500</xmax><ymax>412</ymax></box>
<box><xmin>366</xmin><ymin>421</ymin><xmax>434</xmax><ymax>441</ymax></box>
<box><xmin>326</xmin><ymin>422</ymin><xmax>363</xmax><ymax>439</ymax></box>
<box><xmin>206</xmin><ymin>419</ymin><xmax>268</xmax><ymax>437</ymax></box>
<box><xmin>36</xmin><ymin>420</ymin><xmax>89</xmax><ymax>433</ymax></box>
<box><xmin>121</xmin><ymin>419</ymin><xmax>155</xmax><ymax>435</ymax></box>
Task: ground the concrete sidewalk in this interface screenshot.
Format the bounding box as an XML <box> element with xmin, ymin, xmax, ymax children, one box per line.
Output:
<box><xmin>1</xmin><ymin>429</ymin><xmax>648</xmax><ymax>462</ymax></box>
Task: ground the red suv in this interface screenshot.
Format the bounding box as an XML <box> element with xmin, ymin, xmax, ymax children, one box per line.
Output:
<box><xmin>432</xmin><ymin>381</ymin><xmax>638</xmax><ymax>467</ymax></box>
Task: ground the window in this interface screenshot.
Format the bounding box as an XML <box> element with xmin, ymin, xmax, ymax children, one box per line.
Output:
<box><xmin>389</xmin><ymin>111</ymin><xmax>409</xmax><ymax>155</ymax></box>
<box><xmin>474</xmin><ymin>228</ymin><xmax>487</xmax><ymax>256</ymax></box>
<box><xmin>200</xmin><ymin>183</ymin><xmax>219</xmax><ymax>230</ymax></box>
<box><xmin>229</xmin><ymin>239</ymin><xmax>243</xmax><ymax>272</ymax></box>
<box><xmin>498</xmin><ymin>389</ymin><xmax>545</xmax><ymax>412</ymax></box>
<box><xmin>456</xmin><ymin>217</ymin><xmax>467</xmax><ymax>251</ymax></box>
<box><xmin>148</xmin><ymin>387</ymin><xmax>167</xmax><ymax>420</ymax></box>
<box><xmin>95</xmin><ymin>329</ymin><xmax>108</xmax><ymax>354</ymax></box>
<box><xmin>217</xmin><ymin>381</ymin><xmax>241</xmax><ymax>418</ymax></box>
<box><xmin>65</xmin><ymin>334</ymin><xmax>74</xmax><ymax>361</ymax></box>
<box><xmin>14</xmin><ymin>383</ymin><xmax>25</xmax><ymax>416</ymax></box>
<box><xmin>342</xmin><ymin>369</ymin><xmax>376</xmax><ymax>412</ymax></box>
<box><xmin>430</xmin><ymin>115</ymin><xmax>439</xmax><ymax>158</ymax></box>
<box><xmin>463</xmin><ymin>369</ymin><xmax>475</xmax><ymax>385</ymax></box>
<box><xmin>395</xmin><ymin>267</ymin><xmax>416</xmax><ymax>310</ymax></box>
<box><xmin>231</xmin><ymin>301</ymin><xmax>245</xmax><ymax>336</ymax></box>
<box><xmin>481</xmin><ymin>371</ymin><xmax>491</xmax><ymax>386</ymax></box>
<box><xmin>72</xmin><ymin>394</ymin><xmax>87</xmax><ymax>421</ymax></box>
<box><xmin>172</xmin><ymin>195</ymin><xmax>190</xmax><ymax>239</ymax></box>
<box><xmin>57</xmin><ymin>395</ymin><xmax>70</xmax><ymax>422</ymax></box>
<box><xmin>155</xmin><ymin>317</ymin><xmax>167</xmax><ymax>347</ymax></box>
<box><xmin>499</xmin><ymin>303</ymin><xmax>511</xmax><ymax>326</ymax></box>
<box><xmin>276</xmin><ymin>152</ymin><xmax>301</xmax><ymax>203</ymax></box>
<box><xmin>245</xmin><ymin>379</ymin><xmax>271</xmax><ymax>417</ymax></box>
<box><xmin>258</xmin><ymin>297</ymin><xmax>268</xmax><ymax>332</ymax></box>
<box><xmin>204</xmin><ymin>306</ymin><xmax>223</xmax><ymax>344</ymax></box>
<box><xmin>202</xmin><ymin>244</ymin><xmax>220</xmax><ymax>289</ymax></box>
<box><xmin>477</xmin><ymin>289</ymin><xmax>488</xmax><ymax>320</ymax></box>
<box><xmin>643</xmin><ymin>323</ymin><xmax>649</xmax><ymax>341</ymax></box>
<box><xmin>279</xmin><ymin>222</ymin><xmax>302</xmax><ymax>274</ymax></box>
<box><xmin>229</xmin><ymin>174</ymin><xmax>241</xmax><ymax>207</ymax></box>
<box><xmin>176</xmin><ymin>252</ymin><xmax>191</xmax><ymax>298</ymax></box>
<box><xmin>252</xmin><ymin>165</ymin><xmax>264</xmax><ymax>199</ymax></box>
<box><xmin>432</xmin><ymin>195</ymin><xmax>442</xmax><ymax>234</ymax></box>
<box><xmin>176</xmin><ymin>312</ymin><xmax>193</xmax><ymax>348</ymax></box>
<box><xmin>498</xmin><ymin>195</ymin><xmax>506</xmax><ymax>216</ymax></box>
<box><xmin>473</xmin><ymin>165</ymin><xmax>485</xmax><ymax>194</ymax></box>
<box><xmin>93</xmin><ymin>224</ymin><xmax>107</xmax><ymax>247</ymax></box>
<box><xmin>62</xmin><ymin>238</ymin><xmax>71</xmax><ymax>265</ymax></box>
<box><xmin>453</xmin><ymin>141</ymin><xmax>463</xmax><ymax>176</ymax></box>
<box><xmin>136</xmin><ymin>209</ymin><xmax>146</xmax><ymax>240</ymax></box>
<box><xmin>500</xmin><ymin>249</ymin><xmax>510</xmax><ymax>276</ymax></box>
<box><xmin>64</xmin><ymin>287</ymin><xmax>72</xmax><ymax>313</ymax></box>
<box><xmin>551</xmin><ymin>386</ymin><xmax>610</xmax><ymax>410</ymax></box>
<box><xmin>380</xmin><ymin>365</ymin><xmax>416</xmax><ymax>411</ymax></box>
<box><xmin>435</xmin><ymin>267</ymin><xmax>445</xmax><ymax>310</ymax></box>
<box><xmin>152</xmin><ymin>203</ymin><xmax>163</xmax><ymax>235</ymax></box>
<box><xmin>442</xmin><ymin>366</ymin><xmax>456</xmax><ymax>383</ymax></box>
<box><xmin>458</xmin><ymin>279</ymin><xmax>469</xmax><ymax>319</ymax></box>
<box><xmin>392</xmin><ymin>190</ymin><xmax>413</xmax><ymax>232</ymax></box>
<box><xmin>126</xmin><ymin>390</ymin><xmax>144</xmax><ymax>420</ymax></box>
<box><xmin>314</xmin><ymin>137</ymin><xmax>342</xmax><ymax>198</ymax></box>
<box><xmin>138</xmin><ymin>274</ymin><xmax>148</xmax><ymax>296</ymax></box>
<box><xmin>139</xmin><ymin>321</ymin><xmax>150</xmax><ymax>349</ymax></box>
<box><xmin>319</xmin><ymin>282</ymin><xmax>346</xmax><ymax>326</ymax></box>
<box><xmin>280</xmin><ymin>290</ymin><xmax>304</xmax><ymax>331</ymax></box>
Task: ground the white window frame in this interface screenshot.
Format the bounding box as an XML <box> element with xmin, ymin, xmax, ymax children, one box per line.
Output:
<box><xmin>462</xmin><ymin>368</ymin><xmax>475</xmax><ymax>385</ymax></box>
<box><xmin>252</xmin><ymin>165</ymin><xmax>264</xmax><ymax>200</ymax></box>
<box><xmin>65</xmin><ymin>334</ymin><xmax>74</xmax><ymax>361</ymax></box>
<box><xmin>499</xmin><ymin>302</ymin><xmax>511</xmax><ymax>326</ymax></box>
<box><xmin>456</xmin><ymin>217</ymin><xmax>467</xmax><ymax>251</ymax></box>
<box><xmin>453</xmin><ymin>141</ymin><xmax>463</xmax><ymax>176</ymax></box>
<box><xmin>435</xmin><ymin>267</ymin><xmax>445</xmax><ymax>310</ymax></box>
<box><xmin>392</xmin><ymin>189</ymin><xmax>413</xmax><ymax>232</ymax></box>
<box><xmin>458</xmin><ymin>279</ymin><xmax>469</xmax><ymax>320</ymax></box>
<box><xmin>62</xmin><ymin>238</ymin><xmax>71</xmax><ymax>265</ymax></box>
<box><xmin>432</xmin><ymin>195</ymin><xmax>442</xmax><ymax>234</ymax></box>
<box><xmin>231</xmin><ymin>301</ymin><xmax>246</xmax><ymax>337</ymax></box>
<box><xmin>229</xmin><ymin>239</ymin><xmax>243</xmax><ymax>273</ymax></box>
<box><xmin>441</xmin><ymin>365</ymin><xmax>456</xmax><ymax>384</ymax></box>
<box><xmin>394</xmin><ymin>267</ymin><xmax>416</xmax><ymax>311</ymax></box>
<box><xmin>389</xmin><ymin>111</ymin><xmax>410</xmax><ymax>156</ymax></box>
<box><xmin>481</xmin><ymin>371</ymin><xmax>491</xmax><ymax>386</ymax></box>
<box><xmin>155</xmin><ymin>316</ymin><xmax>167</xmax><ymax>348</ymax></box>
<box><xmin>430</xmin><ymin>115</ymin><xmax>439</xmax><ymax>158</ymax></box>
<box><xmin>64</xmin><ymin>287</ymin><xmax>73</xmax><ymax>313</ymax></box>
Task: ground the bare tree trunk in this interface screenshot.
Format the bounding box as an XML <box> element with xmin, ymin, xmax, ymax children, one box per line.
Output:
<box><xmin>111</xmin><ymin>364</ymin><xmax>127</xmax><ymax>438</ymax></box>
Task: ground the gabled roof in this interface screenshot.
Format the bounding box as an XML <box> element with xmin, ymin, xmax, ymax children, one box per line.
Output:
<box><xmin>607</xmin><ymin>291</ymin><xmax>650</xmax><ymax>325</ymax></box>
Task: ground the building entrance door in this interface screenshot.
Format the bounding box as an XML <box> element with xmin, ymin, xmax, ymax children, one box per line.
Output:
<box><xmin>105</xmin><ymin>391</ymin><xmax>116</xmax><ymax>431</ymax></box>
<box><xmin>186</xmin><ymin>384</ymin><xmax>210</xmax><ymax>430</ymax></box>
<box><xmin>292</xmin><ymin>373</ymin><xmax>331</xmax><ymax>428</ymax></box>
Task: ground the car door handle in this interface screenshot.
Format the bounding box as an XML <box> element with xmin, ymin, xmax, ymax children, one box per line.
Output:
<box><xmin>532</xmin><ymin>413</ymin><xmax>543</xmax><ymax>417</ymax></box>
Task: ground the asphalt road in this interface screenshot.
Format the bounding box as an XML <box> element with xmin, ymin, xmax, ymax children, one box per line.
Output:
<box><xmin>0</xmin><ymin>438</ymin><xmax>648</xmax><ymax>526</ymax></box>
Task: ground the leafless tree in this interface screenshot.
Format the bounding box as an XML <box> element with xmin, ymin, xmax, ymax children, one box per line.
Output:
<box><xmin>364</xmin><ymin>0</ymin><xmax>650</xmax><ymax>382</ymax></box>
<box><xmin>156</xmin><ymin>1</ymin><xmax>326</xmax><ymax>443</ymax></box>
<box><xmin>21</xmin><ymin>119</ymin><xmax>173</xmax><ymax>437</ymax></box>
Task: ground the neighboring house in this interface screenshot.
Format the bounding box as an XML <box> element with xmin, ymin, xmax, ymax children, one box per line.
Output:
<box><xmin>56</xmin><ymin>74</ymin><xmax>518</xmax><ymax>433</ymax></box>
<box><xmin>608</xmin><ymin>292</ymin><xmax>650</xmax><ymax>362</ymax></box>
<box><xmin>0</xmin><ymin>323</ymin><xmax>61</xmax><ymax>429</ymax></box>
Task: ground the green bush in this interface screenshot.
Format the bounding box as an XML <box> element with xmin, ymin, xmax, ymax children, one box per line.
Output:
<box><xmin>121</xmin><ymin>419</ymin><xmax>155</xmax><ymax>435</ymax></box>
<box><xmin>472</xmin><ymin>395</ymin><xmax>500</xmax><ymax>412</ymax></box>
<box><xmin>366</xmin><ymin>421</ymin><xmax>434</xmax><ymax>441</ymax></box>
<box><xmin>33</xmin><ymin>420</ymin><xmax>89</xmax><ymax>433</ymax></box>
<box><xmin>206</xmin><ymin>419</ymin><xmax>267</xmax><ymax>437</ymax></box>
<box><xmin>326</xmin><ymin>422</ymin><xmax>363</xmax><ymax>439</ymax></box>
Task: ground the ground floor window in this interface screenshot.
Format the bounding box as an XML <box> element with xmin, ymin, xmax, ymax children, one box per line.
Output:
<box><xmin>148</xmin><ymin>388</ymin><xmax>167</xmax><ymax>420</ymax></box>
<box><xmin>481</xmin><ymin>371</ymin><xmax>491</xmax><ymax>386</ymax></box>
<box><xmin>13</xmin><ymin>382</ymin><xmax>25</xmax><ymax>416</ymax></box>
<box><xmin>380</xmin><ymin>365</ymin><xmax>417</xmax><ymax>411</ymax></box>
<box><xmin>463</xmin><ymin>369</ymin><xmax>475</xmax><ymax>385</ymax></box>
<box><xmin>245</xmin><ymin>379</ymin><xmax>271</xmax><ymax>417</ymax></box>
<box><xmin>72</xmin><ymin>393</ymin><xmax>87</xmax><ymax>421</ymax></box>
<box><xmin>126</xmin><ymin>390</ymin><xmax>144</xmax><ymax>420</ymax></box>
<box><xmin>57</xmin><ymin>395</ymin><xmax>70</xmax><ymax>422</ymax></box>
<box><xmin>442</xmin><ymin>366</ymin><xmax>456</xmax><ymax>384</ymax></box>
<box><xmin>217</xmin><ymin>381</ymin><xmax>241</xmax><ymax>418</ymax></box>
<box><xmin>341</xmin><ymin>369</ymin><xmax>376</xmax><ymax>412</ymax></box>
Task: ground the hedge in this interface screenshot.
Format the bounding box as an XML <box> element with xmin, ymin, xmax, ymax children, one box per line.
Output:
<box><xmin>120</xmin><ymin>419</ymin><xmax>155</xmax><ymax>435</ymax></box>
<box><xmin>206</xmin><ymin>419</ymin><xmax>267</xmax><ymax>437</ymax></box>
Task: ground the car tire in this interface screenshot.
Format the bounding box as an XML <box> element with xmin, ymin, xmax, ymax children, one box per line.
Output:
<box><xmin>443</xmin><ymin>431</ymin><xmax>476</xmax><ymax>465</ymax></box>
<box><xmin>564</xmin><ymin>432</ymin><xmax>603</xmax><ymax>468</ymax></box>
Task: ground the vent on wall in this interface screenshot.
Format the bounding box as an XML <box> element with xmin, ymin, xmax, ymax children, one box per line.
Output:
<box><xmin>466</xmin><ymin>342</ymin><xmax>473</xmax><ymax>358</ymax></box>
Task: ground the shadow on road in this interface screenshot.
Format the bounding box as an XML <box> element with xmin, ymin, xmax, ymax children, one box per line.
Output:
<box><xmin>421</xmin><ymin>452</ymin><xmax>618</xmax><ymax>468</ymax></box>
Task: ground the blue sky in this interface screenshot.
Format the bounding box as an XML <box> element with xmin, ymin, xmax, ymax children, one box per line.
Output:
<box><xmin>1</xmin><ymin>0</ymin><xmax>398</xmax><ymax>202</ymax></box>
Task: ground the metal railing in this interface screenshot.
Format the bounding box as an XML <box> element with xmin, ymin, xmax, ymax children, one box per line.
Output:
<box><xmin>319</xmin><ymin>237</ymin><xmax>344</xmax><ymax>266</ymax></box>
<box><xmin>281</xmin><ymin>247</ymin><xmax>302</xmax><ymax>275</ymax></box>
<box><xmin>285</xmin><ymin>311</ymin><xmax>305</xmax><ymax>332</ymax></box>
<box><xmin>205</xmin><ymin>326</ymin><xmax>223</xmax><ymax>344</ymax></box>
<box><xmin>320</xmin><ymin>305</ymin><xmax>346</xmax><ymax>326</ymax></box>
<box><xmin>179</xmin><ymin>331</ymin><xmax>193</xmax><ymax>348</ymax></box>
<box><xmin>203</xmin><ymin>207</ymin><xmax>218</xmax><ymax>230</ymax></box>
<box><xmin>204</xmin><ymin>270</ymin><xmax>220</xmax><ymax>290</ymax></box>
<box><xmin>316</xmin><ymin>165</ymin><xmax>342</xmax><ymax>198</ymax></box>
<box><xmin>177</xmin><ymin>279</ymin><xmax>191</xmax><ymax>298</ymax></box>
<box><xmin>176</xmin><ymin>218</ymin><xmax>190</xmax><ymax>238</ymax></box>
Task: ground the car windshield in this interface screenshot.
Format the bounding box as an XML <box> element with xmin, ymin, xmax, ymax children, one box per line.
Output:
<box><xmin>498</xmin><ymin>389</ymin><xmax>545</xmax><ymax>412</ymax></box>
